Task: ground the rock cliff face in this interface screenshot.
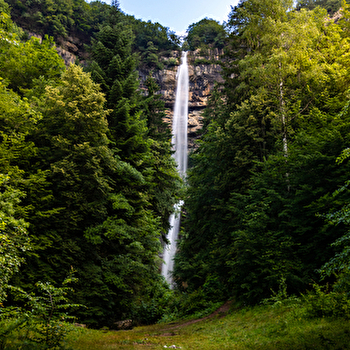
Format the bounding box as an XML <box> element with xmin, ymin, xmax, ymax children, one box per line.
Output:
<box><xmin>29</xmin><ymin>33</ymin><xmax>80</xmax><ymax>66</ymax></box>
<box><xmin>139</xmin><ymin>49</ymin><xmax>224</xmax><ymax>150</ymax></box>
<box><xmin>187</xmin><ymin>49</ymin><xmax>224</xmax><ymax>109</ymax></box>
<box><xmin>53</xmin><ymin>39</ymin><xmax>224</xmax><ymax>150</ymax></box>
<box><xmin>56</xmin><ymin>35</ymin><xmax>88</xmax><ymax>65</ymax></box>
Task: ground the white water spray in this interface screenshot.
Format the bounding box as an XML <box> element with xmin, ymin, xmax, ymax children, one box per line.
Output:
<box><xmin>161</xmin><ymin>51</ymin><xmax>189</xmax><ymax>285</ymax></box>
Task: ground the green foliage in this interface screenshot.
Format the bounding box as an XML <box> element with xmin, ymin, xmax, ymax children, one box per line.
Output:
<box><xmin>31</xmin><ymin>64</ymin><xmax>114</xmax><ymax>234</ymax></box>
<box><xmin>126</xmin><ymin>16</ymin><xmax>180</xmax><ymax>58</ymax></box>
<box><xmin>0</xmin><ymin>0</ymin><xmax>23</xmax><ymax>38</ymax></box>
<box><xmin>0</xmin><ymin>174</ymin><xmax>30</xmax><ymax>304</ymax></box>
<box><xmin>175</xmin><ymin>289</ymin><xmax>222</xmax><ymax>318</ymax></box>
<box><xmin>15</xmin><ymin>64</ymin><xmax>130</xmax><ymax>326</ymax></box>
<box><xmin>303</xmin><ymin>284</ymin><xmax>350</xmax><ymax>318</ymax></box>
<box><xmin>0</xmin><ymin>76</ymin><xmax>39</xmax><ymax>304</ymax></box>
<box><xmin>0</xmin><ymin>317</ymin><xmax>28</xmax><ymax>350</ymax></box>
<box><xmin>4</xmin><ymin>0</ymin><xmax>179</xmax><ymax>67</ymax></box>
<box><xmin>20</xmin><ymin>280</ymin><xmax>79</xmax><ymax>349</ymax></box>
<box><xmin>163</xmin><ymin>57</ymin><xmax>178</xmax><ymax>67</ymax></box>
<box><xmin>6</xmin><ymin>0</ymin><xmax>76</xmax><ymax>38</ymax></box>
<box><xmin>130</xmin><ymin>277</ymin><xmax>174</xmax><ymax>325</ymax></box>
<box><xmin>0</xmin><ymin>274</ymin><xmax>82</xmax><ymax>350</ymax></box>
<box><xmin>141</xmin><ymin>41</ymin><xmax>164</xmax><ymax>70</ymax></box>
<box><xmin>88</xmin><ymin>22</ymin><xmax>145</xmax><ymax>161</ymax></box>
<box><xmin>0</xmin><ymin>32</ymin><xmax>65</xmax><ymax>94</ymax></box>
<box><xmin>0</xmin><ymin>79</ymin><xmax>41</xmax><ymax>172</ymax></box>
<box><xmin>296</xmin><ymin>0</ymin><xmax>342</xmax><ymax>14</ymax></box>
<box><xmin>0</xmin><ymin>0</ymin><xmax>9</xmax><ymax>14</ymax></box>
<box><xmin>175</xmin><ymin>0</ymin><xmax>350</xmax><ymax>311</ymax></box>
<box><xmin>185</xmin><ymin>18</ymin><xmax>227</xmax><ymax>51</ymax></box>
<box><xmin>319</xmin><ymin>127</ymin><xmax>350</xmax><ymax>293</ymax></box>
<box><xmin>262</xmin><ymin>277</ymin><xmax>302</xmax><ymax>309</ymax></box>
<box><xmin>320</xmin><ymin>232</ymin><xmax>350</xmax><ymax>293</ymax></box>
<box><xmin>158</xmin><ymin>289</ymin><xmax>223</xmax><ymax>323</ymax></box>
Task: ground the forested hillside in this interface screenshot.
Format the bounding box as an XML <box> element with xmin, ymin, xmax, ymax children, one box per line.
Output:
<box><xmin>2</xmin><ymin>0</ymin><xmax>350</xmax><ymax>345</ymax></box>
<box><xmin>174</xmin><ymin>0</ymin><xmax>350</xmax><ymax>310</ymax></box>
<box><xmin>4</xmin><ymin>0</ymin><xmax>180</xmax><ymax>68</ymax></box>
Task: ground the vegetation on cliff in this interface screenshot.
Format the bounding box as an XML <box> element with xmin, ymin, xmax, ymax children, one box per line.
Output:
<box><xmin>183</xmin><ymin>18</ymin><xmax>227</xmax><ymax>51</ymax></box>
<box><xmin>4</xmin><ymin>0</ymin><xmax>180</xmax><ymax>68</ymax></box>
<box><xmin>296</xmin><ymin>0</ymin><xmax>342</xmax><ymax>13</ymax></box>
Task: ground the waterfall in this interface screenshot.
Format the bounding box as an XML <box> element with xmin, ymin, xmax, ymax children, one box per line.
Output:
<box><xmin>161</xmin><ymin>51</ymin><xmax>189</xmax><ymax>285</ymax></box>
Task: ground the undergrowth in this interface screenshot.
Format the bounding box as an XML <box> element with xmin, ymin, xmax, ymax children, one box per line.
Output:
<box><xmin>3</xmin><ymin>280</ymin><xmax>350</xmax><ymax>349</ymax></box>
<box><xmin>65</xmin><ymin>300</ymin><xmax>350</xmax><ymax>350</ymax></box>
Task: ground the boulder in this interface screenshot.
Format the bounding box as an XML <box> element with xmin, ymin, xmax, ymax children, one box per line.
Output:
<box><xmin>114</xmin><ymin>319</ymin><xmax>133</xmax><ymax>330</ymax></box>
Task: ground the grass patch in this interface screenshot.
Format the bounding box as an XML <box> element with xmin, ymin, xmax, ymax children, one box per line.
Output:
<box><xmin>64</xmin><ymin>303</ymin><xmax>350</xmax><ymax>350</ymax></box>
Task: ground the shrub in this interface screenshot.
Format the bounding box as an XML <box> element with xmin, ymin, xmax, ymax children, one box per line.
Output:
<box><xmin>0</xmin><ymin>274</ymin><xmax>83</xmax><ymax>349</ymax></box>
<box><xmin>303</xmin><ymin>283</ymin><xmax>350</xmax><ymax>319</ymax></box>
<box><xmin>165</xmin><ymin>57</ymin><xmax>178</xmax><ymax>67</ymax></box>
<box><xmin>262</xmin><ymin>276</ymin><xmax>301</xmax><ymax>309</ymax></box>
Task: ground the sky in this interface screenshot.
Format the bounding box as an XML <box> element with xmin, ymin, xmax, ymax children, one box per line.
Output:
<box><xmin>106</xmin><ymin>0</ymin><xmax>240</xmax><ymax>36</ymax></box>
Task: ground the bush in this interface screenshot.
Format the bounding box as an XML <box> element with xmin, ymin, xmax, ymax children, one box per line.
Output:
<box><xmin>262</xmin><ymin>276</ymin><xmax>301</xmax><ymax>309</ymax></box>
<box><xmin>164</xmin><ymin>57</ymin><xmax>178</xmax><ymax>67</ymax></box>
<box><xmin>132</xmin><ymin>299</ymin><xmax>168</xmax><ymax>326</ymax></box>
<box><xmin>194</xmin><ymin>58</ymin><xmax>213</xmax><ymax>66</ymax></box>
<box><xmin>158</xmin><ymin>287</ymin><xmax>224</xmax><ymax>324</ymax></box>
<box><xmin>130</xmin><ymin>280</ymin><xmax>176</xmax><ymax>326</ymax></box>
<box><xmin>303</xmin><ymin>283</ymin><xmax>350</xmax><ymax>319</ymax></box>
<box><xmin>0</xmin><ymin>274</ymin><xmax>83</xmax><ymax>349</ymax></box>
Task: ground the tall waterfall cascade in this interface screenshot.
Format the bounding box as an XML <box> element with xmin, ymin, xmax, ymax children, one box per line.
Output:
<box><xmin>161</xmin><ymin>51</ymin><xmax>189</xmax><ymax>285</ymax></box>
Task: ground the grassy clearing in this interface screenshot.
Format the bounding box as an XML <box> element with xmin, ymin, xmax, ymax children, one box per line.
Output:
<box><xmin>66</xmin><ymin>303</ymin><xmax>350</xmax><ymax>350</ymax></box>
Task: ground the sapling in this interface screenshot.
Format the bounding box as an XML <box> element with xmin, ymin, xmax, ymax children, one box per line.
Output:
<box><xmin>0</xmin><ymin>271</ymin><xmax>83</xmax><ymax>350</ymax></box>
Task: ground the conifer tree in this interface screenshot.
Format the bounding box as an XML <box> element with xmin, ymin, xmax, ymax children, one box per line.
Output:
<box><xmin>140</xmin><ymin>74</ymin><xmax>181</xmax><ymax>231</ymax></box>
<box><xmin>88</xmin><ymin>22</ymin><xmax>180</xmax><ymax>233</ymax></box>
<box><xmin>88</xmin><ymin>23</ymin><xmax>150</xmax><ymax>167</ymax></box>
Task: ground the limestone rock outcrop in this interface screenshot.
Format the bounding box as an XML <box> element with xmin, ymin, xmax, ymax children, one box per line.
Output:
<box><xmin>187</xmin><ymin>49</ymin><xmax>224</xmax><ymax>109</ymax></box>
<box><xmin>139</xmin><ymin>49</ymin><xmax>223</xmax><ymax>107</ymax></box>
<box><xmin>139</xmin><ymin>49</ymin><xmax>224</xmax><ymax>150</ymax></box>
<box><xmin>56</xmin><ymin>46</ymin><xmax>76</xmax><ymax>66</ymax></box>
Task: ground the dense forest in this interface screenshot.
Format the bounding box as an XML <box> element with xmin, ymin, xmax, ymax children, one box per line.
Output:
<box><xmin>2</xmin><ymin>0</ymin><xmax>350</xmax><ymax>344</ymax></box>
<box><xmin>0</xmin><ymin>0</ymin><xmax>183</xmax><ymax>329</ymax></box>
<box><xmin>175</xmin><ymin>0</ymin><xmax>350</xmax><ymax>310</ymax></box>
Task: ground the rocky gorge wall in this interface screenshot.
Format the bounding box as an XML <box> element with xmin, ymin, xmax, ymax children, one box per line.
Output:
<box><xmin>139</xmin><ymin>49</ymin><xmax>224</xmax><ymax>150</ymax></box>
<box><xmin>51</xmin><ymin>37</ymin><xmax>224</xmax><ymax>150</ymax></box>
